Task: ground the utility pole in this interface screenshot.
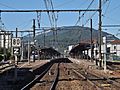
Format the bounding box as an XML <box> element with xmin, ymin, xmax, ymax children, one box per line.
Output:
<box><xmin>90</xmin><ymin>19</ymin><xmax>93</xmax><ymax>61</ymax></box>
<box><xmin>20</xmin><ymin>32</ymin><xmax>24</xmax><ymax>61</ymax></box>
<box><xmin>7</xmin><ymin>31</ymin><xmax>9</xmax><ymax>49</ymax></box>
<box><xmin>14</xmin><ymin>28</ymin><xmax>18</xmax><ymax>82</ymax></box>
<box><xmin>33</xmin><ymin>19</ymin><xmax>35</xmax><ymax>39</ymax></box>
<box><xmin>3</xmin><ymin>31</ymin><xmax>6</xmax><ymax>61</ymax></box>
<box><xmin>15</xmin><ymin>28</ymin><xmax>18</xmax><ymax>65</ymax></box>
<box><xmin>103</xmin><ymin>37</ymin><xmax>107</xmax><ymax>72</ymax></box>
<box><xmin>21</xmin><ymin>38</ymin><xmax>24</xmax><ymax>60</ymax></box>
<box><xmin>11</xmin><ymin>31</ymin><xmax>13</xmax><ymax>56</ymax></box>
<box><xmin>16</xmin><ymin>28</ymin><xmax>18</xmax><ymax>37</ymax></box>
<box><xmin>28</xmin><ymin>40</ymin><xmax>30</xmax><ymax>64</ymax></box>
<box><xmin>33</xmin><ymin>19</ymin><xmax>35</xmax><ymax>62</ymax></box>
<box><xmin>43</xmin><ymin>28</ymin><xmax>46</xmax><ymax>47</ymax></box>
<box><xmin>98</xmin><ymin>0</ymin><xmax>102</xmax><ymax>67</ymax></box>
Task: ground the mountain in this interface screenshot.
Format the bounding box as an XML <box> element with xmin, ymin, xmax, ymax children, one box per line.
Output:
<box><xmin>23</xmin><ymin>26</ymin><xmax>119</xmax><ymax>53</ymax></box>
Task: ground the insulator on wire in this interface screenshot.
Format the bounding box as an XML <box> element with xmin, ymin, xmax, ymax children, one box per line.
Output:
<box><xmin>37</xmin><ymin>12</ymin><xmax>41</xmax><ymax>29</ymax></box>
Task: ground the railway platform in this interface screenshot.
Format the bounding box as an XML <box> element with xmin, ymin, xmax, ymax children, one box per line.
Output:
<box><xmin>0</xmin><ymin>59</ymin><xmax>50</xmax><ymax>73</ymax></box>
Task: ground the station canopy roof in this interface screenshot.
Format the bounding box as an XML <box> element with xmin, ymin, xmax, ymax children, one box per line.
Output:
<box><xmin>40</xmin><ymin>47</ymin><xmax>61</xmax><ymax>55</ymax></box>
<box><xmin>69</xmin><ymin>43</ymin><xmax>91</xmax><ymax>54</ymax></box>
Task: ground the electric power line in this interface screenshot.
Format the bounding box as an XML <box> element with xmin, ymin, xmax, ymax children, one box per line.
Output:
<box><xmin>37</xmin><ymin>12</ymin><xmax>41</xmax><ymax>29</ymax></box>
<box><xmin>75</xmin><ymin>0</ymin><xmax>95</xmax><ymax>26</ymax></box>
<box><xmin>0</xmin><ymin>2</ymin><xmax>16</xmax><ymax>9</ymax></box>
<box><xmin>82</xmin><ymin>0</ymin><xmax>109</xmax><ymax>28</ymax></box>
<box><xmin>102</xmin><ymin>0</ymin><xmax>110</xmax><ymax>17</ymax></box>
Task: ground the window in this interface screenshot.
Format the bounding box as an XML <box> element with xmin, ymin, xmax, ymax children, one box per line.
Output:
<box><xmin>107</xmin><ymin>47</ymin><xmax>110</xmax><ymax>53</ymax></box>
<box><xmin>114</xmin><ymin>46</ymin><xmax>116</xmax><ymax>50</ymax></box>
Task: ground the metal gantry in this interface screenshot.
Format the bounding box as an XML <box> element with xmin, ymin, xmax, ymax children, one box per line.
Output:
<box><xmin>0</xmin><ymin>0</ymin><xmax>102</xmax><ymax>67</ymax></box>
<box><xmin>0</xmin><ymin>9</ymin><xmax>99</xmax><ymax>13</ymax></box>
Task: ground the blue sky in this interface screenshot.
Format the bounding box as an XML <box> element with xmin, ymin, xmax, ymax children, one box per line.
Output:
<box><xmin>0</xmin><ymin>0</ymin><xmax>120</xmax><ymax>38</ymax></box>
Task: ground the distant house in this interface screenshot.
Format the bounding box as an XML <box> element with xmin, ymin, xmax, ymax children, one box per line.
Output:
<box><xmin>97</xmin><ymin>40</ymin><xmax>120</xmax><ymax>61</ymax></box>
<box><xmin>103</xmin><ymin>40</ymin><xmax>120</xmax><ymax>60</ymax></box>
<box><xmin>86</xmin><ymin>39</ymin><xmax>120</xmax><ymax>61</ymax></box>
<box><xmin>110</xmin><ymin>40</ymin><xmax>120</xmax><ymax>56</ymax></box>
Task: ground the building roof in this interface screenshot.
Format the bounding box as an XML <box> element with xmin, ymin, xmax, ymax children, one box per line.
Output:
<box><xmin>69</xmin><ymin>43</ymin><xmax>90</xmax><ymax>54</ymax></box>
<box><xmin>111</xmin><ymin>40</ymin><xmax>120</xmax><ymax>44</ymax></box>
<box><xmin>40</xmin><ymin>47</ymin><xmax>61</xmax><ymax>56</ymax></box>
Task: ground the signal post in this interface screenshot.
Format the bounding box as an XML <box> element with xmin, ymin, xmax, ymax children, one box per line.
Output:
<box><xmin>12</xmin><ymin>32</ymin><xmax>21</xmax><ymax>81</ymax></box>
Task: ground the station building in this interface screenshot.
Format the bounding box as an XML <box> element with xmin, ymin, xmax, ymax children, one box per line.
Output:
<box><xmin>68</xmin><ymin>39</ymin><xmax>120</xmax><ymax>61</ymax></box>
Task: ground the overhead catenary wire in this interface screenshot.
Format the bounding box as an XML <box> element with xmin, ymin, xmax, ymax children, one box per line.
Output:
<box><xmin>102</xmin><ymin>0</ymin><xmax>110</xmax><ymax>17</ymax></box>
<box><xmin>108</xmin><ymin>0</ymin><xmax>120</xmax><ymax>13</ymax></box>
<box><xmin>50</xmin><ymin>0</ymin><xmax>58</xmax><ymax>47</ymax></box>
<box><xmin>74</xmin><ymin>0</ymin><xmax>95</xmax><ymax>43</ymax></box>
<box><xmin>75</xmin><ymin>11</ymin><xmax>81</xmax><ymax>26</ymax></box>
<box><xmin>43</xmin><ymin>0</ymin><xmax>59</xmax><ymax>48</ymax></box>
<box><xmin>0</xmin><ymin>0</ymin><xmax>104</xmax><ymax>46</ymax></box>
<box><xmin>17</xmin><ymin>19</ymin><xmax>33</xmax><ymax>30</ymax></box>
<box><xmin>37</xmin><ymin>12</ymin><xmax>41</xmax><ymax>29</ymax></box>
<box><xmin>82</xmin><ymin>0</ymin><xmax>109</xmax><ymax>27</ymax></box>
<box><xmin>54</xmin><ymin>0</ymin><xmax>77</xmax><ymax>8</ymax></box>
<box><xmin>0</xmin><ymin>12</ymin><xmax>6</xmax><ymax>30</ymax></box>
<box><xmin>75</xmin><ymin>0</ymin><xmax>95</xmax><ymax>26</ymax></box>
<box><xmin>44</xmin><ymin>0</ymin><xmax>53</xmax><ymax>26</ymax></box>
<box><xmin>84</xmin><ymin>11</ymin><xmax>97</xmax><ymax>26</ymax></box>
<box><xmin>43</xmin><ymin>0</ymin><xmax>57</xmax><ymax>28</ymax></box>
<box><xmin>0</xmin><ymin>2</ymin><xmax>16</xmax><ymax>9</ymax></box>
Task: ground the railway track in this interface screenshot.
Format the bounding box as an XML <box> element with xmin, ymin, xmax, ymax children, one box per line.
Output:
<box><xmin>56</xmin><ymin>62</ymin><xmax>101</xmax><ymax>90</ymax></box>
<box><xmin>21</xmin><ymin>62</ymin><xmax>52</xmax><ymax>90</ymax></box>
<box><xmin>0</xmin><ymin>63</ymin><xmax>14</xmax><ymax>73</ymax></box>
<box><xmin>21</xmin><ymin>61</ymin><xmax>60</xmax><ymax>90</ymax></box>
<box><xmin>68</xmin><ymin>62</ymin><xmax>120</xmax><ymax>90</ymax></box>
<box><xmin>31</xmin><ymin>63</ymin><xmax>60</xmax><ymax>90</ymax></box>
<box><xmin>21</xmin><ymin>58</ymin><xmax>120</xmax><ymax>90</ymax></box>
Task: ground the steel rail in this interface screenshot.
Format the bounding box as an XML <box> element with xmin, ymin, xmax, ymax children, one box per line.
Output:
<box><xmin>21</xmin><ymin>63</ymin><xmax>53</xmax><ymax>90</ymax></box>
<box><xmin>72</xmin><ymin>69</ymin><xmax>102</xmax><ymax>90</ymax></box>
<box><xmin>50</xmin><ymin>63</ymin><xmax>60</xmax><ymax>90</ymax></box>
<box><xmin>68</xmin><ymin>64</ymin><xmax>102</xmax><ymax>90</ymax></box>
<box><xmin>0</xmin><ymin>63</ymin><xmax>14</xmax><ymax>73</ymax></box>
<box><xmin>69</xmin><ymin>63</ymin><xmax>120</xmax><ymax>89</ymax></box>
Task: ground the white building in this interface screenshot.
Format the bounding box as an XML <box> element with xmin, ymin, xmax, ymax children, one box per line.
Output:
<box><xmin>109</xmin><ymin>40</ymin><xmax>120</xmax><ymax>56</ymax></box>
<box><xmin>0</xmin><ymin>31</ymin><xmax>12</xmax><ymax>49</ymax></box>
<box><xmin>101</xmin><ymin>40</ymin><xmax>120</xmax><ymax>61</ymax></box>
<box><xmin>64</xmin><ymin>45</ymin><xmax>74</xmax><ymax>57</ymax></box>
<box><xmin>90</xmin><ymin>40</ymin><xmax>120</xmax><ymax>61</ymax></box>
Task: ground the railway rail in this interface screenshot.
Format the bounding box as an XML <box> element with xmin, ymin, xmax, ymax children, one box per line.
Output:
<box><xmin>21</xmin><ymin>58</ymin><xmax>120</xmax><ymax>90</ymax></box>
<box><xmin>2</xmin><ymin>58</ymin><xmax>119</xmax><ymax>90</ymax></box>
<box><xmin>68</xmin><ymin>62</ymin><xmax>120</xmax><ymax>90</ymax></box>
<box><xmin>0</xmin><ymin>61</ymin><xmax>14</xmax><ymax>73</ymax></box>
<box><xmin>21</xmin><ymin>62</ymin><xmax>53</xmax><ymax>90</ymax></box>
<box><xmin>30</xmin><ymin>63</ymin><xmax>59</xmax><ymax>90</ymax></box>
